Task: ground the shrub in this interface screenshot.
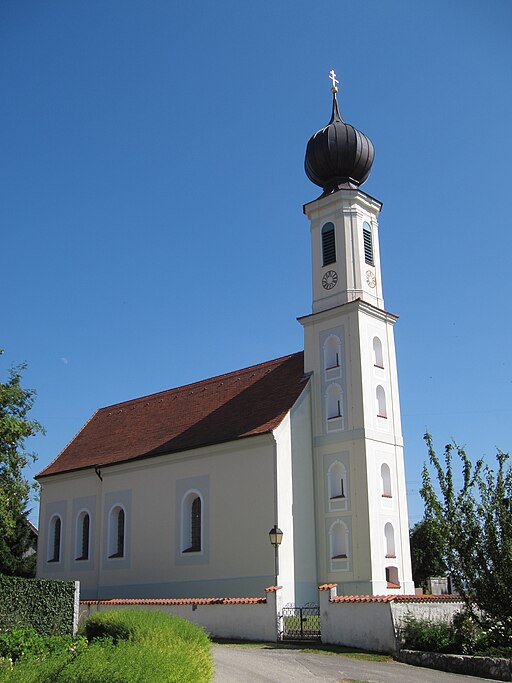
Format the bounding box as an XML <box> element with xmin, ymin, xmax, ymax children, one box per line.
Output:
<box><xmin>0</xmin><ymin>574</ymin><xmax>77</xmax><ymax>635</ymax></box>
<box><xmin>401</xmin><ymin>616</ymin><xmax>454</xmax><ymax>654</ymax></box>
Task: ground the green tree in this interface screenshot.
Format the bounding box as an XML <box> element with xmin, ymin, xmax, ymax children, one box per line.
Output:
<box><xmin>409</xmin><ymin>515</ymin><xmax>447</xmax><ymax>591</ymax></box>
<box><xmin>0</xmin><ymin>349</ymin><xmax>44</xmax><ymax>576</ymax></box>
<box><xmin>421</xmin><ymin>432</ymin><xmax>512</xmax><ymax>634</ymax></box>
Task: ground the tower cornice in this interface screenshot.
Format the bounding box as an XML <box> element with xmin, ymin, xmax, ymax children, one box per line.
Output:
<box><xmin>297</xmin><ymin>297</ymin><xmax>398</xmax><ymax>327</ymax></box>
<box><xmin>303</xmin><ymin>188</ymin><xmax>382</xmax><ymax>217</ymax></box>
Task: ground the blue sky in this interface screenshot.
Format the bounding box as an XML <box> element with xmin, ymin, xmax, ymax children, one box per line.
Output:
<box><xmin>1</xmin><ymin>0</ymin><xmax>511</xmax><ymax>527</ymax></box>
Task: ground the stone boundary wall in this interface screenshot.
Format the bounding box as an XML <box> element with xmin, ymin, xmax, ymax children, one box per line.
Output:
<box><xmin>398</xmin><ymin>649</ymin><xmax>512</xmax><ymax>682</ymax></box>
<box><xmin>80</xmin><ymin>586</ymin><xmax>282</xmax><ymax>642</ymax></box>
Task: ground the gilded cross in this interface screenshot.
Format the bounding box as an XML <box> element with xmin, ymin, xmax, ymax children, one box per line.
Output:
<box><xmin>329</xmin><ymin>69</ymin><xmax>339</xmax><ymax>92</ymax></box>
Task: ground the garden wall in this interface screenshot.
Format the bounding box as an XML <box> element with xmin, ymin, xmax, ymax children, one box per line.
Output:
<box><xmin>318</xmin><ymin>584</ymin><xmax>464</xmax><ymax>654</ymax></box>
<box><xmin>80</xmin><ymin>586</ymin><xmax>282</xmax><ymax>642</ymax></box>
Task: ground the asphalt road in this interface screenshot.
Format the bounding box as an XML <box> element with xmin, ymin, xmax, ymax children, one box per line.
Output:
<box><xmin>212</xmin><ymin>645</ymin><xmax>496</xmax><ymax>683</ymax></box>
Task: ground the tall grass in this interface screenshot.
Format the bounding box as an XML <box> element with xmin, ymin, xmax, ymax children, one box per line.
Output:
<box><xmin>0</xmin><ymin>609</ymin><xmax>213</xmax><ymax>683</ymax></box>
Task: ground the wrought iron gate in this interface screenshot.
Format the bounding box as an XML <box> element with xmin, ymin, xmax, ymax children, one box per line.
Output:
<box><xmin>281</xmin><ymin>603</ymin><xmax>321</xmax><ymax>641</ymax></box>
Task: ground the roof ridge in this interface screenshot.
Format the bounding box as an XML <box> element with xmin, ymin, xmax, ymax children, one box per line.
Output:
<box><xmin>97</xmin><ymin>351</ymin><xmax>304</xmax><ymax>413</ymax></box>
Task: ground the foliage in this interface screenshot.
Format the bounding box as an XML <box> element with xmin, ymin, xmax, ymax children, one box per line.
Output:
<box><xmin>421</xmin><ymin>433</ymin><xmax>512</xmax><ymax>636</ymax></box>
<box><xmin>0</xmin><ymin>610</ymin><xmax>213</xmax><ymax>683</ymax></box>
<box><xmin>409</xmin><ymin>517</ymin><xmax>446</xmax><ymax>590</ymax></box>
<box><xmin>0</xmin><ymin>349</ymin><xmax>44</xmax><ymax>577</ymax></box>
<box><xmin>401</xmin><ymin>612</ymin><xmax>511</xmax><ymax>657</ymax></box>
<box><xmin>0</xmin><ymin>627</ymin><xmax>87</xmax><ymax>663</ymax></box>
<box><xmin>0</xmin><ymin>574</ymin><xmax>78</xmax><ymax>635</ymax></box>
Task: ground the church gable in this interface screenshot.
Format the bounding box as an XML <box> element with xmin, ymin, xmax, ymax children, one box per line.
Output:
<box><xmin>37</xmin><ymin>351</ymin><xmax>308</xmax><ymax>478</ymax></box>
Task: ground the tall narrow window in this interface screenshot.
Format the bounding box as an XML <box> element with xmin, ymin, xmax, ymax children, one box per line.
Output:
<box><xmin>326</xmin><ymin>384</ymin><xmax>343</xmax><ymax>420</ymax></box>
<box><xmin>321</xmin><ymin>222</ymin><xmax>336</xmax><ymax>266</ymax></box>
<box><xmin>76</xmin><ymin>511</ymin><xmax>90</xmax><ymax>561</ymax></box>
<box><xmin>328</xmin><ymin>461</ymin><xmax>347</xmax><ymax>499</ymax></box>
<box><xmin>48</xmin><ymin>515</ymin><xmax>61</xmax><ymax>563</ymax></box>
<box><xmin>324</xmin><ymin>335</ymin><xmax>342</xmax><ymax>370</ymax></box>
<box><xmin>376</xmin><ymin>385</ymin><xmax>387</xmax><ymax>418</ymax></box>
<box><xmin>381</xmin><ymin>463</ymin><xmax>392</xmax><ymax>498</ymax></box>
<box><xmin>373</xmin><ymin>336</ymin><xmax>384</xmax><ymax>368</ymax></box>
<box><xmin>384</xmin><ymin>523</ymin><xmax>396</xmax><ymax>558</ymax></box>
<box><xmin>330</xmin><ymin>520</ymin><xmax>349</xmax><ymax>559</ymax></box>
<box><xmin>363</xmin><ymin>222</ymin><xmax>374</xmax><ymax>265</ymax></box>
<box><xmin>386</xmin><ymin>566</ymin><xmax>400</xmax><ymax>588</ymax></box>
<box><xmin>182</xmin><ymin>492</ymin><xmax>203</xmax><ymax>553</ymax></box>
<box><xmin>108</xmin><ymin>506</ymin><xmax>125</xmax><ymax>558</ymax></box>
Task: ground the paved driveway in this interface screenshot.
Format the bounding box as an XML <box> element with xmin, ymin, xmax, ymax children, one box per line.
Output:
<box><xmin>212</xmin><ymin>644</ymin><xmax>495</xmax><ymax>682</ymax></box>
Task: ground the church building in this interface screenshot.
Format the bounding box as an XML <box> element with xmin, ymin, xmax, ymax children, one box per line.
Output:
<box><xmin>36</xmin><ymin>76</ymin><xmax>414</xmax><ymax>604</ymax></box>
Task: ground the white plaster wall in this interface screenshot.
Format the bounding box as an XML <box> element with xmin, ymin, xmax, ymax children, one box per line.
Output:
<box><xmin>319</xmin><ymin>591</ymin><xmax>396</xmax><ymax>653</ymax></box>
<box><xmin>304</xmin><ymin>190</ymin><xmax>383</xmax><ymax>313</ymax></box>
<box><xmin>79</xmin><ymin>592</ymin><xmax>281</xmax><ymax>642</ymax></box>
<box><xmin>289</xmin><ymin>384</ymin><xmax>317</xmax><ymax>604</ymax></box>
<box><xmin>273</xmin><ymin>413</ymin><xmax>295</xmax><ymax>607</ymax></box>
<box><xmin>38</xmin><ymin>435</ymin><xmax>277</xmax><ymax>599</ymax></box>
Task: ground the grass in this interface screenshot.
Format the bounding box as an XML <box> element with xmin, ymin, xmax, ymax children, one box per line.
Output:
<box><xmin>0</xmin><ymin>610</ymin><xmax>213</xmax><ymax>683</ymax></box>
<box><xmin>212</xmin><ymin>638</ymin><xmax>390</xmax><ymax>662</ymax></box>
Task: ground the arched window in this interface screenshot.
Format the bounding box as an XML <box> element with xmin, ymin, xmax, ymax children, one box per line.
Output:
<box><xmin>182</xmin><ymin>491</ymin><xmax>202</xmax><ymax>553</ymax></box>
<box><xmin>386</xmin><ymin>566</ymin><xmax>400</xmax><ymax>588</ymax></box>
<box><xmin>324</xmin><ymin>335</ymin><xmax>342</xmax><ymax>371</ymax></box>
<box><xmin>329</xmin><ymin>520</ymin><xmax>349</xmax><ymax>559</ymax></box>
<box><xmin>326</xmin><ymin>384</ymin><xmax>343</xmax><ymax>420</ymax></box>
<box><xmin>48</xmin><ymin>515</ymin><xmax>61</xmax><ymax>563</ymax></box>
<box><xmin>321</xmin><ymin>222</ymin><xmax>336</xmax><ymax>266</ymax></box>
<box><xmin>75</xmin><ymin>511</ymin><xmax>90</xmax><ymax>561</ymax></box>
<box><xmin>381</xmin><ymin>463</ymin><xmax>392</xmax><ymax>498</ymax></box>
<box><xmin>328</xmin><ymin>461</ymin><xmax>347</xmax><ymax>500</ymax></box>
<box><xmin>384</xmin><ymin>523</ymin><xmax>396</xmax><ymax>558</ymax></box>
<box><xmin>376</xmin><ymin>385</ymin><xmax>387</xmax><ymax>418</ymax></box>
<box><xmin>363</xmin><ymin>221</ymin><xmax>374</xmax><ymax>265</ymax></box>
<box><xmin>373</xmin><ymin>336</ymin><xmax>383</xmax><ymax>368</ymax></box>
<box><xmin>108</xmin><ymin>506</ymin><xmax>125</xmax><ymax>558</ymax></box>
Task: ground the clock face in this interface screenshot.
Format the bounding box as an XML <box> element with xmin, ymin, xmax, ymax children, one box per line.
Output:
<box><xmin>366</xmin><ymin>270</ymin><xmax>376</xmax><ymax>288</ymax></box>
<box><xmin>322</xmin><ymin>270</ymin><xmax>338</xmax><ymax>290</ymax></box>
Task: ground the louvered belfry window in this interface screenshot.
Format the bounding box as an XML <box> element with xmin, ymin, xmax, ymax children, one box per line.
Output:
<box><xmin>321</xmin><ymin>222</ymin><xmax>336</xmax><ymax>266</ymax></box>
<box><xmin>363</xmin><ymin>221</ymin><xmax>374</xmax><ymax>265</ymax></box>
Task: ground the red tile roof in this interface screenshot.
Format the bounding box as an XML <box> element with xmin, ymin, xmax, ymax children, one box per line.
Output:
<box><xmin>80</xmin><ymin>597</ymin><xmax>267</xmax><ymax>606</ymax></box>
<box><xmin>37</xmin><ymin>352</ymin><xmax>307</xmax><ymax>478</ymax></box>
<box><xmin>330</xmin><ymin>594</ymin><xmax>463</xmax><ymax>604</ymax></box>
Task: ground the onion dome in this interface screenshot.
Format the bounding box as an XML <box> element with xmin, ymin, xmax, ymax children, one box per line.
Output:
<box><xmin>305</xmin><ymin>92</ymin><xmax>374</xmax><ymax>194</ymax></box>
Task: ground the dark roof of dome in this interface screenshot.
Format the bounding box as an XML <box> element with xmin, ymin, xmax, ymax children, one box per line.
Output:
<box><xmin>305</xmin><ymin>93</ymin><xmax>374</xmax><ymax>194</ymax></box>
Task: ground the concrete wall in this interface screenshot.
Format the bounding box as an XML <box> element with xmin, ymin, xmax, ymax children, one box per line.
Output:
<box><xmin>391</xmin><ymin>599</ymin><xmax>464</xmax><ymax>628</ymax></box>
<box><xmin>80</xmin><ymin>588</ymin><xmax>282</xmax><ymax>643</ymax></box>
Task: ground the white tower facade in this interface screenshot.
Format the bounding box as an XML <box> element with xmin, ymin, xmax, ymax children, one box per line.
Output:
<box><xmin>301</xmin><ymin>86</ymin><xmax>414</xmax><ymax>595</ymax></box>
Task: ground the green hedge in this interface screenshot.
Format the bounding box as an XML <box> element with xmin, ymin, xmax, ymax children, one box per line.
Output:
<box><xmin>0</xmin><ymin>574</ymin><xmax>77</xmax><ymax>635</ymax></box>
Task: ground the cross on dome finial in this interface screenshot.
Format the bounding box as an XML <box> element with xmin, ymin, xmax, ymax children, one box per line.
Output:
<box><xmin>329</xmin><ymin>69</ymin><xmax>339</xmax><ymax>94</ymax></box>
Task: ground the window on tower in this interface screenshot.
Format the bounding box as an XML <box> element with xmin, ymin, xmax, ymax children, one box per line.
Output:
<box><xmin>376</xmin><ymin>385</ymin><xmax>387</xmax><ymax>418</ymax></box>
<box><xmin>373</xmin><ymin>336</ymin><xmax>384</xmax><ymax>368</ymax></box>
<box><xmin>326</xmin><ymin>384</ymin><xmax>343</xmax><ymax>420</ymax></box>
<box><xmin>363</xmin><ymin>222</ymin><xmax>374</xmax><ymax>265</ymax></box>
<box><xmin>324</xmin><ymin>335</ymin><xmax>342</xmax><ymax>370</ymax></box>
<box><xmin>321</xmin><ymin>222</ymin><xmax>336</xmax><ymax>266</ymax></box>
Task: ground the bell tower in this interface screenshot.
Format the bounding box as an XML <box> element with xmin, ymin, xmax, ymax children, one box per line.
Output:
<box><xmin>300</xmin><ymin>73</ymin><xmax>414</xmax><ymax>595</ymax></box>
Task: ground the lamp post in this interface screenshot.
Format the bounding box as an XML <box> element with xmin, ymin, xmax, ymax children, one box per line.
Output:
<box><xmin>268</xmin><ymin>525</ymin><xmax>283</xmax><ymax>585</ymax></box>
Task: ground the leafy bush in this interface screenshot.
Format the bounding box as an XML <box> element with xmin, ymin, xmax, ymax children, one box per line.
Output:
<box><xmin>0</xmin><ymin>574</ymin><xmax>77</xmax><ymax>635</ymax></box>
<box><xmin>401</xmin><ymin>613</ymin><xmax>512</xmax><ymax>657</ymax></box>
<box><xmin>402</xmin><ymin>616</ymin><xmax>454</xmax><ymax>654</ymax></box>
<box><xmin>0</xmin><ymin>609</ymin><xmax>213</xmax><ymax>682</ymax></box>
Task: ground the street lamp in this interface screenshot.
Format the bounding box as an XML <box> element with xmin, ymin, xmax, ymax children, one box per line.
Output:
<box><xmin>268</xmin><ymin>525</ymin><xmax>283</xmax><ymax>585</ymax></box>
